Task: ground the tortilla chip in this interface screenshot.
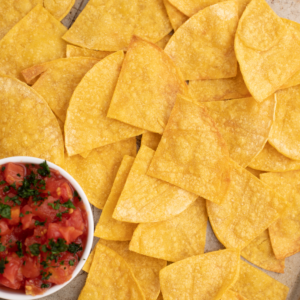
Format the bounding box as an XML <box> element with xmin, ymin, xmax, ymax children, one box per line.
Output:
<box><xmin>155</xmin><ymin>35</ymin><xmax>171</xmax><ymax>49</ymax></box>
<box><xmin>0</xmin><ymin>5</ymin><xmax>67</xmax><ymax>81</ymax></box>
<box><xmin>249</xmin><ymin>142</ymin><xmax>300</xmax><ymax>172</ymax></box>
<box><xmin>164</xmin><ymin>1</ymin><xmax>238</xmax><ymax>80</ymax></box>
<box><xmin>78</xmin><ymin>243</ymin><xmax>145</xmax><ymax>300</ymax></box>
<box><xmin>64</xmin><ymin>138</ymin><xmax>136</xmax><ymax>209</ymax></box>
<box><xmin>160</xmin><ymin>249</ymin><xmax>240</xmax><ymax>300</ymax></box>
<box><xmin>0</xmin><ymin>76</ymin><xmax>64</xmax><ymax>166</ymax></box>
<box><xmin>65</xmin><ymin>51</ymin><xmax>144</xmax><ymax>156</ymax></box>
<box><xmin>269</xmin><ymin>85</ymin><xmax>300</xmax><ymax>160</ymax></box>
<box><xmin>207</xmin><ymin>159</ymin><xmax>289</xmax><ymax>250</ymax></box>
<box><xmin>82</xmin><ymin>248</ymin><xmax>95</xmax><ymax>273</ymax></box>
<box><xmin>203</xmin><ymin>95</ymin><xmax>276</xmax><ymax>167</ymax></box>
<box><xmin>141</xmin><ymin>132</ymin><xmax>162</xmax><ymax>151</ymax></box>
<box><xmin>232</xmin><ymin>260</ymin><xmax>289</xmax><ymax>300</ymax></box>
<box><xmin>94</xmin><ymin>156</ymin><xmax>138</xmax><ymax>241</ymax></box>
<box><xmin>222</xmin><ymin>290</ymin><xmax>248</xmax><ymax>300</ymax></box>
<box><xmin>163</xmin><ymin>0</ymin><xmax>188</xmax><ymax>31</ymax></box>
<box><xmin>157</xmin><ymin>293</ymin><xmax>163</xmax><ymax>300</ymax></box>
<box><xmin>189</xmin><ymin>66</ymin><xmax>251</xmax><ymax>103</ymax></box>
<box><xmin>129</xmin><ymin>198</ymin><xmax>208</xmax><ymax>262</ymax></box>
<box><xmin>245</xmin><ymin>167</ymin><xmax>264</xmax><ymax>178</ymax></box>
<box><xmin>147</xmin><ymin>95</ymin><xmax>231</xmax><ymax>204</ymax></box>
<box><xmin>235</xmin><ymin>0</ymin><xmax>300</xmax><ymax>102</ymax></box>
<box><xmin>107</xmin><ymin>36</ymin><xmax>189</xmax><ymax>134</ymax></box>
<box><xmin>261</xmin><ymin>171</ymin><xmax>300</xmax><ymax>259</ymax></box>
<box><xmin>66</xmin><ymin>45</ymin><xmax>113</xmax><ymax>59</ymax></box>
<box><xmin>241</xmin><ymin>230</ymin><xmax>285</xmax><ymax>273</ymax></box>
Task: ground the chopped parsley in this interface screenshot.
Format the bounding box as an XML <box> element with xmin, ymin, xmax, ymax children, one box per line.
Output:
<box><xmin>0</xmin><ymin>203</ymin><xmax>11</xmax><ymax>219</ymax></box>
<box><xmin>40</xmin><ymin>261</ymin><xmax>49</xmax><ymax>269</ymax></box>
<box><xmin>68</xmin><ymin>243</ymin><xmax>83</xmax><ymax>255</ymax></box>
<box><xmin>35</xmin><ymin>220</ymin><xmax>46</xmax><ymax>226</ymax></box>
<box><xmin>69</xmin><ymin>260</ymin><xmax>75</xmax><ymax>266</ymax></box>
<box><xmin>37</xmin><ymin>161</ymin><xmax>50</xmax><ymax>177</ymax></box>
<box><xmin>1</xmin><ymin>167</ymin><xmax>5</xmax><ymax>172</ymax></box>
<box><xmin>41</xmin><ymin>283</ymin><xmax>50</xmax><ymax>289</ymax></box>
<box><xmin>48</xmin><ymin>200</ymin><xmax>61</xmax><ymax>210</ymax></box>
<box><xmin>0</xmin><ymin>243</ymin><xmax>6</xmax><ymax>252</ymax></box>
<box><xmin>41</xmin><ymin>271</ymin><xmax>52</xmax><ymax>280</ymax></box>
<box><xmin>0</xmin><ymin>258</ymin><xmax>8</xmax><ymax>274</ymax></box>
<box><xmin>0</xmin><ymin>181</ymin><xmax>5</xmax><ymax>185</ymax></box>
<box><xmin>3</xmin><ymin>186</ymin><xmax>9</xmax><ymax>193</ymax></box>
<box><xmin>41</xmin><ymin>245</ymin><xmax>47</xmax><ymax>253</ymax></box>
<box><xmin>16</xmin><ymin>241</ymin><xmax>24</xmax><ymax>258</ymax></box>
<box><xmin>19</xmin><ymin>213</ymin><xmax>24</xmax><ymax>217</ymax></box>
<box><xmin>48</xmin><ymin>239</ymin><xmax>68</xmax><ymax>255</ymax></box>
<box><xmin>56</xmin><ymin>211</ymin><xmax>68</xmax><ymax>221</ymax></box>
<box><xmin>60</xmin><ymin>260</ymin><xmax>65</xmax><ymax>265</ymax></box>
<box><xmin>29</xmin><ymin>243</ymin><xmax>41</xmax><ymax>256</ymax></box>
<box><xmin>4</xmin><ymin>195</ymin><xmax>21</xmax><ymax>206</ymax></box>
<box><xmin>62</xmin><ymin>200</ymin><xmax>75</xmax><ymax>209</ymax></box>
<box><xmin>73</xmin><ymin>190</ymin><xmax>81</xmax><ymax>201</ymax></box>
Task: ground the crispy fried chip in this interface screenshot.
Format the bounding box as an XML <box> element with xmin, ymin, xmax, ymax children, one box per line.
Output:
<box><xmin>249</xmin><ymin>142</ymin><xmax>300</xmax><ymax>172</ymax></box>
<box><xmin>164</xmin><ymin>1</ymin><xmax>238</xmax><ymax>80</ymax></box>
<box><xmin>0</xmin><ymin>5</ymin><xmax>67</xmax><ymax>81</ymax></box>
<box><xmin>94</xmin><ymin>156</ymin><xmax>138</xmax><ymax>241</ymax></box>
<box><xmin>129</xmin><ymin>198</ymin><xmax>208</xmax><ymax>262</ymax></box>
<box><xmin>245</xmin><ymin>167</ymin><xmax>264</xmax><ymax>178</ymax></box>
<box><xmin>160</xmin><ymin>249</ymin><xmax>240</xmax><ymax>300</ymax></box>
<box><xmin>155</xmin><ymin>34</ymin><xmax>171</xmax><ymax>49</ymax></box>
<box><xmin>107</xmin><ymin>36</ymin><xmax>189</xmax><ymax>134</ymax></box>
<box><xmin>241</xmin><ymin>230</ymin><xmax>285</xmax><ymax>273</ymax></box>
<box><xmin>113</xmin><ymin>145</ymin><xmax>198</xmax><ymax>223</ymax></box>
<box><xmin>207</xmin><ymin>159</ymin><xmax>289</xmax><ymax>249</ymax></box>
<box><xmin>203</xmin><ymin>95</ymin><xmax>276</xmax><ymax>167</ymax></box>
<box><xmin>235</xmin><ymin>0</ymin><xmax>300</xmax><ymax>102</ymax></box>
<box><xmin>64</xmin><ymin>138</ymin><xmax>136</xmax><ymax>209</ymax></box>
<box><xmin>147</xmin><ymin>95</ymin><xmax>231</xmax><ymax>204</ymax></box>
<box><xmin>22</xmin><ymin>58</ymin><xmax>99</xmax><ymax>122</ymax></box>
<box><xmin>0</xmin><ymin>76</ymin><xmax>64</xmax><ymax>166</ymax></box>
<box><xmin>269</xmin><ymin>85</ymin><xmax>300</xmax><ymax>160</ymax></box>
<box><xmin>78</xmin><ymin>243</ymin><xmax>145</xmax><ymax>300</ymax></box>
<box><xmin>65</xmin><ymin>51</ymin><xmax>144</xmax><ymax>156</ymax></box>
<box><xmin>141</xmin><ymin>132</ymin><xmax>162</xmax><ymax>151</ymax></box>
<box><xmin>66</xmin><ymin>45</ymin><xmax>113</xmax><ymax>59</ymax></box>
<box><xmin>163</xmin><ymin>0</ymin><xmax>188</xmax><ymax>31</ymax></box>
<box><xmin>82</xmin><ymin>247</ymin><xmax>95</xmax><ymax>273</ymax></box>
<box><xmin>222</xmin><ymin>290</ymin><xmax>248</xmax><ymax>300</ymax></box>
<box><xmin>261</xmin><ymin>171</ymin><xmax>300</xmax><ymax>259</ymax></box>
<box><xmin>157</xmin><ymin>293</ymin><xmax>163</xmax><ymax>300</ymax></box>
<box><xmin>189</xmin><ymin>66</ymin><xmax>250</xmax><ymax>103</ymax></box>
<box><xmin>232</xmin><ymin>260</ymin><xmax>289</xmax><ymax>300</ymax></box>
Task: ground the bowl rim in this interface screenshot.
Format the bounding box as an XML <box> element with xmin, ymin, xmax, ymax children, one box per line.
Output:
<box><xmin>0</xmin><ymin>156</ymin><xmax>93</xmax><ymax>300</ymax></box>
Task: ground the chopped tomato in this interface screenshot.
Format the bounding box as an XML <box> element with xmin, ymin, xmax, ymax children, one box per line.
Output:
<box><xmin>20</xmin><ymin>205</ymin><xmax>35</xmax><ymax>230</ymax></box>
<box><xmin>0</xmin><ymin>220</ymin><xmax>11</xmax><ymax>236</ymax></box>
<box><xmin>45</xmin><ymin>178</ymin><xmax>73</xmax><ymax>201</ymax></box>
<box><xmin>24</xmin><ymin>236</ymin><xmax>43</xmax><ymax>253</ymax></box>
<box><xmin>3</xmin><ymin>163</ymin><xmax>24</xmax><ymax>187</ymax></box>
<box><xmin>65</xmin><ymin>209</ymin><xmax>84</xmax><ymax>231</ymax></box>
<box><xmin>0</xmin><ymin>275</ymin><xmax>22</xmax><ymax>290</ymax></box>
<box><xmin>59</xmin><ymin>226</ymin><xmax>82</xmax><ymax>244</ymax></box>
<box><xmin>25</xmin><ymin>278</ymin><xmax>51</xmax><ymax>296</ymax></box>
<box><xmin>47</xmin><ymin>223</ymin><xmax>63</xmax><ymax>240</ymax></box>
<box><xmin>2</xmin><ymin>255</ymin><xmax>23</xmax><ymax>287</ymax></box>
<box><xmin>8</xmin><ymin>206</ymin><xmax>20</xmax><ymax>225</ymax></box>
<box><xmin>32</xmin><ymin>196</ymin><xmax>61</xmax><ymax>222</ymax></box>
<box><xmin>22</xmin><ymin>255</ymin><xmax>40</xmax><ymax>278</ymax></box>
<box><xmin>57</xmin><ymin>182</ymin><xmax>73</xmax><ymax>202</ymax></box>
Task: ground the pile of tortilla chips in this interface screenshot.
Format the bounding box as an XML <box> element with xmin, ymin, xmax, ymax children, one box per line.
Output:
<box><xmin>2</xmin><ymin>0</ymin><xmax>300</xmax><ymax>299</ymax></box>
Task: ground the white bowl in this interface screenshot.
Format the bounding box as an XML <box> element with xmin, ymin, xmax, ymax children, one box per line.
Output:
<box><xmin>0</xmin><ymin>156</ymin><xmax>94</xmax><ymax>300</ymax></box>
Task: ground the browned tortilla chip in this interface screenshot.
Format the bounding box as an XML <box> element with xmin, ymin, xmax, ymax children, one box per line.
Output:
<box><xmin>141</xmin><ymin>132</ymin><xmax>162</xmax><ymax>151</ymax></box>
<box><xmin>222</xmin><ymin>290</ymin><xmax>248</xmax><ymax>300</ymax></box>
<box><xmin>64</xmin><ymin>138</ymin><xmax>136</xmax><ymax>209</ymax></box>
<box><xmin>164</xmin><ymin>1</ymin><xmax>238</xmax><ymax>80</ymax></box>
<box><xmin>107</xmin><ymin>36</ymin><xmax>189</xmax><ymax>134</ymax></box>
<box><xmin>163</xmin><ymin>0</ymin><xmax>188</xmax><ymax>31</ymax></box>
<box><xmin>0</xmin><ymin>5</ymin><xmax>67</xmax><ymax>81</ymax></box>
<box><xmin>155</xmin><ymin>35</ymin><xmax>171</xmax><ymax>49</ymax></box>
<box><xmin>66</xmin><ymin>45</ymin><xmax>113</xmax><ymax>59</ymax></box>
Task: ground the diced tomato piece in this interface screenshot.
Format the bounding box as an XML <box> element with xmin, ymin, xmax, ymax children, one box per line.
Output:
<box><xmin>65</xmin><ymin>209</ymin><xmax>84</xmax><ymax>231</ymax></box>
<box><xmin>47</xmin><ymin>223</ymin><xmax>63</xmax><ymax>240</ymax></box>
<box><xmin>33</xmin><ymin>226</ymin><xmax>47</xmax><ymax>239</ymax></box>
<box><xmin>0</xmin><ymin>220</ymin><xmax>11</xmax><ymax>236</ymax></box>
<box><xmin>25</xmin><ymin>278</ymin><xmax>51</xmax><ymax>296</ymax></box>
<box><xmin>0</xmin><ymin>275</ymin><xmax>22</xmax><ymax>290</ymax></box>
<box><xmin>8</xmin><ymin>206</ymin><xmax>20</xmax><ymax>225</ymax></box>
<box><xmin>45</xmin><ymin>179</ymin><xmax>72</xmax><ymax>201</ymax></box>
<box><xmin>24</xmin><ymin>236</ymin><xmax>43</xmax><ymax>254</ymax></box>
<box><xmin>20</xmin><ymin>205</ymin><xmax>35</xmax><ymax>230</ymax></box>
<box><xmin>4</xmin><ymin>163</ymin><xmax>24</xmax><ymax>187</ymax></box>
<box><xmin>22</xmin><ymin>255</ymin><xmax>40</xmax><ymax>278</ymax></box>
<box><xmin>57</xmin><ymin>182</ymin><xmax>73</xmax><ymax>202</ymax></box>
<box><xmin>59</xmin><ymin>226</ymin><xmax>82</xmax><ymax>244</ymax></box>
<box><xmin>3</xmin><ymin>255</ymin><xmax>23</xmax><ymax>286</ymax></box>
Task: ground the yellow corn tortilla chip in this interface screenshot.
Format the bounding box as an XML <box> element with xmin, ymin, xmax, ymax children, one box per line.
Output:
<box><xmin>0</xmin><ymin>76</ymin><xmax>64</xmax><ymax>165</ymax></box>
<box><xmin>113</xmin><ymin>145</ymin><xmax>198</xmax><ymax>223</ymax></box>
<box><xmin>129</xmin><ymin>198</ymin><xmax>208</xmax><ymax>262</ymax></box>
<box><xmin>65</xmin><ymin>51</ymin><xmax>144</xmax><ymax>156</ymax></box>
<box><xmin>155</xmin><ymin>35</ymin><xmax>172</xmax><ymax>49</ymax></box>
<box><xmin>163</xmin><ymin>0</ymin><xmax>188</xmax><ymax>31</ymax></box>
<box><xmin>94</xmin><ymin>156</ymin><xmax>138</xmax><ymax>241</ymax></box>
<box><xmin>0</xmin><ymin>5</ymin><xmax>67</xmax><ymax>81</ymax></box>
<box><xmin>160</xmin><ymin>249</ymin><xmax>240</xmax><ymax>300</ymax></box>
<box><xmin>164</xmin><ymin>1</ymin><xmax>238</xmax><ymax>80</ymax></box>
<box><xmin>249</xmin><ymin>142</ymin><xmax>300</xmax><ymax>172</ymax></box>
<box><xmin>147</xmin><ymin>95</ymin><xmax>231</xmax><ymax>204</ymax></box>
<box><xmin>245</xmin><ymin>167</ymin><xmax>264</xmax><ymax>178</ymax></box>
<box><xmin>66</xmin><ymin>44</ymin><xmax>113</xmax><ymax>59</ymax></box>
<box><xmin>222</xmin><ymin>290</ymin><xmax>248</xmax><ymax>300</ymax></box>
<box><xmin>189</xmin><ymin>66</ymin><xmax>251</xmax><ymax>103</ymax></box>
<box><xmin>0</xmin><ymin>0</ymin><xmax>74</xmax><ymax>40</ymax></box>
<box><xmin>241</xmin><ymin>230</ymin><xmax>285</xmax><ymax>273</ymax></box>
<box><xmin>269</xmin><ymin>85</ymin><xmax>300</xmax><ymax>160</ymax></box>
<box><xmin>107</xmin><ymin>36</ymin><xmax>189</xmax><ymax>134</ymax></box>
<box><xmin>235</xmin><ymin>0</ymin><xmax>300</xmax><ymax>102</ymax></box>
<box><xmin>78</xmin><ymin>243</ymin><xmax>145</xmax><ymax>300</ymax></box>
<box><xmin>207</xmin><ymin>159</ymin><xmax>289</xmax><ymax>250</ymax></box>
<box><xmin>82</xmin><ymin>248</ymin><xmax>95</xmax><ymax>273</ymax></box>
<box><xmin>141</xmin><ymin>132</ymin><xmax>162</xmax><ymax>151</ymax></box>
<box><xmin>203</xmin><ymin>95</ymin><xmax>276</xmax><ymax>168</ymax></box>
<box><xmin>64</xmin><ymin>138</ymin><xmax>136</xmax><ymax>209</ymax></box>
<box><xmin>231</xmin><ymin>260</ymin><xmax>289</xmax><ymax>300</ymax></box>
<box><xmin>261</xmin><ymin>171</ymin><xmax>300</xmax><ymax>259</ymax></box>
<box><xmin>22</xmin><ymin>57</ymin><xmax>99</xmax><ymax>122</ymax></box>
<box><xmin>157</xmin><ymin>293</ymin><xmax>163</xmax><ymax>300</ymax></box>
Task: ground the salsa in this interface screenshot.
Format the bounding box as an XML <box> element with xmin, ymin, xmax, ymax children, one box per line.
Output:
<box><xmin>0</xmin><ymin>161</ymin><xmax>88</xmax><ymax>295</ymax></box>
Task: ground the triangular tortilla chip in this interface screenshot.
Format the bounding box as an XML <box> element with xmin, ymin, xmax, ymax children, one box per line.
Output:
<box><xmin>269</xmin><ymin>85</ymin><xmax>300</xmax><ymax>160</ymax></box>
<box><xmin>235</xmin><ymin>0</ymin><xmax>300</xmax><ymax>102</ymax></box>
<box><xmin>0</xmin><ymin>5</ymin><xmax>67</xmax><ymax>81</ymax></box>
<box><xmin>232</xmin><ymin>260</ymin><xmax>289</xmax><ymax>300</ymax></box>
<box><xmin>222</xmin><ymin>290</ymin><xmax>249</xmax><ymax>300</ymax></box>
<box><xmin>164</xmin><ymin>1</ymin><xmax>238</xmax><ymax>80</ymax></box>
<box><xmin>261</xmin><ymin>171</ymin><xmax>300</xmax><ymax>259</ymax></box>
<box><xmin>78</xmin><ymin>243</ymin><xmax>145</xmax><ymax>300</ymax></box>
<box><xmin>0</xmin><ymin>76</ymin><xmax>64</xmax><ymax>166</ymax></box>
<box><xmin>241</xmin><ymin>230</ymin><xmax>285</xmax><ymax>273</ymax></box>
<box><xmin>147</xmin><ymin>95</ymin><xmax>231</xmax><ymax>204</ymax></box>
<box><xmin>94</xmin><ymin>156</ymin><xmax>138</xmax><ymax>241</ymax></box>
<box><xmin>129</xmin><ymin>198</ymin><xmax>208</xmax><ymax>262</ymax></box>
<box><xmin>207</xmin><ymin>159</ymin><xmax>289</xmax><ymax>250</ymax></box>
<box><xmin>22</xmin><ymin>57</ymin><xmax>99</xmax><ymax>122</ymax></box>
<box><xmin>66</xmin><ymin>45</ymin><xmax>113</xmax><ymax>59</ymax></box>
<box><xmin>113</xmin><ymin>145</ymin><xmax>197</xmax><ymax>223</ymax></box>
<box><xmin>157</xmin><ymin>293</ymin><xmax>163</xmax><ymax>300</ymax></box>
<box><xmin>163</xmin><ymin>0</ymin><xmax>188</xmax><ymax>31</ymax></box>
<box><xmin>249</xmin><ymin>142</ymin><xmax>300</xmax><ymax>172</ymax></box>
<box><xmin>245</xmin><ymin>167</ymin><xmax>264</xmax><ymax>178</ymax></box>
<box><xmin>65</xmin><ymin>51</ymin><xmax>144</xmax><ymax>156</ymax></box>
<box><xmin>203</xmin><ymin>95</ymin><xmax>276</xmax><ymax>167</ymax></box>
<box><xmin>155</xmin><ymin>34</ymin><xmax>171</xmax><ymax>49</ymax></box>
<box><xmin>160</xmin><ymin>249</ymin><xmax>240</xmax><ymax>300</ymax></box>
<box><xmin>64</xmin><ymin>138</ymin><xmax>136</xmax><ymax>209</ymax></box>
<box><xmin>83</xmin><ymin>247</ymin><xmax>95</xmax><ymax>273</ymax></box>
<box><xmin>141</xmin><ymin>132</ymin><xmax>162</xmax><ymax>151</ymax></box>
<box><xmin>107</xmin><ymin>36</ymin><xmax>189</xmax><ymax>134</ymax></box>
<box><xmin>189</xmin><ymin>66</ymin><xmax>251</xmax><ymax>103</ymax></box>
